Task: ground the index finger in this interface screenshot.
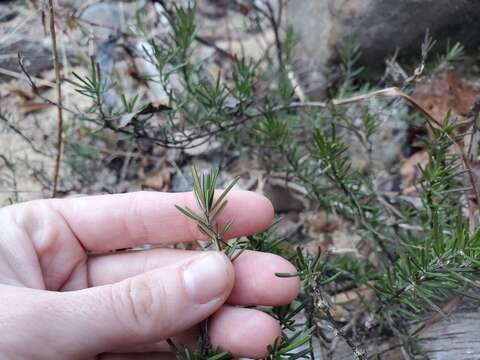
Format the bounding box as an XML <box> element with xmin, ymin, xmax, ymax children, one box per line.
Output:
<box><xmin>51</xmin><ymin>191</ymin><xmax>274</xmax><ymax>251</ymax></box>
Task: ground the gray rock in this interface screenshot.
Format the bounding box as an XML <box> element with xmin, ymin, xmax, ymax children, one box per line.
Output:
<box><xmin>79</xmin><ymin>2</ymin><xmax>138</xmax><ymax>40</ymax></box>
<box><xmin>288</xmin><ymin>0</ymin><xmax>480</xmax><ymax>98</ymax></box>
<box><xmin>275</xmin><ymin>217</ymin><xmax>311</xmax><ymax>244</ymax></box>
<box><xmin>329</xmin><ymin>309</ymin><xmax>480</xmax><ymax>359</ymax></box>
<box><xmin>57</xmin><ymin>0</ymin><xmax>82</xmax><ymax>9</ymax></box>
<box><xmin>0</xmin><ymin>5</ymin><xmax>17</xmax><ymax>23</ymax></box>
<box><xmin>263</xmin><ymin>182</ymin><xmax>306</xmax><ymax>213</ymax></box>
<box><xmin>0</xmin><ymin>39</ymin><xmax>53</xmax><ymax>79</ymax></box>
<box><xmin>418</xmin><ymin>310</ymin><xmax>480</xmax><ymax>360</ymax></box>
<box><xmin>0</xmin><ymin>2</ymin><xmax>78</xmax><ymax>80</ymax></box>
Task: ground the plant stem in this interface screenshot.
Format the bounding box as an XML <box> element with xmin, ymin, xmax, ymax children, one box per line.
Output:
<box><xmin>48</xmin><ymin>0</ymin><xmax>64</xmax><ymax>198</ymax></box>
<box><xmin>313</xmin><ymin>285</ymin><xmax>367</xmax><ymax>360</ymax></box>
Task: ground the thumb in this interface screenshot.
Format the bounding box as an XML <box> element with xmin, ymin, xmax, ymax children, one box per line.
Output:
<box><xmin>2</xmin><ymin>252</ymin><xmax>234</xmax><ymax>358</ymax></box>
<box><xmin>71</xmin><ymin>252</ymin><xmax>233</xmax><ymax>355</ymax></box>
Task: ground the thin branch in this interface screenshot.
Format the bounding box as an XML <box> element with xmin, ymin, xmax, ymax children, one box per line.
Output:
<box><xmin>313</xmin><ymin>285</ymin><xmax>367</xmax><ymax>360</ymax></box>
<box><xmin>18</xmin><ymin>53</ymin><xmax>90</xmax><ymax>117</ymax></box>
<box><xmin>266</xmin><ymin>1</ymin><xmax>284</xmax><ymax>72</ymax></box>
<box><xmin>195</xmin><ymin>36</ymin><xmax>236</xmax><ymax>61</ymax></box>
<box><xmin>0</xmin><ymin>112</ymin><xmax>48</xmax><ymax>156</ymax></box>
<box><xmin>48</xmin><ymin>0</ymin><xmax>64</xmax><ymax>198</ymax></box>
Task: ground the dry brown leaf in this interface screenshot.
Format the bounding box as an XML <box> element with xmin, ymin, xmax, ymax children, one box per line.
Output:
<box><xmin>412</xmin><ymin>69</ymin><xmax>480</xmax><ymax>123</ymax></box>
<box><xmin>305</xmin><ymin>212</ymin><xmax>340</xmax><ymax>235</ymax></box>
<box><xmin>18</xmin><ymin>102</ymin><xmax>50</xmax><ymax>114</ymax></box>
<box><xmin>400</xmin><ymin>149</ymin><xmax>429</xmax><ymax>189</ymax></box>
<box><xmin>334</xmin><ymin>286</ymin><xmax>373</xmax><ymax>305</ymax></box>
<box><xmin>142</xmin><ymin>167</ymin><xmax>172</xmax><ymax>191</ymax></box>
<box><xmin>329</xmin><ymin>304</ymin><xmax>350</xmax><ymax>321</ymax></box>
<box><xmin>330</xmin><ymin>286</ymin><xmax>374</xmax><ymax>321</ymax></box>
<box><xmin>254</xmin><ymin>172</ymin><xmax>265</xmax><ymax>193</ymax></box>
<box><xmin>114</xmin><ymin>104</ymin><xmax>171</xmax><ymax>128</ymax></box>
<box><xmin>8</xmin><ymin>89</ymin><xmax>30</xmax><ymax>101</ymax></box>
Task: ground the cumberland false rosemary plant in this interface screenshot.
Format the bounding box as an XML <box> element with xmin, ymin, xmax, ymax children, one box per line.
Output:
<box><xmin>58</xmin><ymin>1</ymin><xmax>480</xmax><ymax>358</ymax></box>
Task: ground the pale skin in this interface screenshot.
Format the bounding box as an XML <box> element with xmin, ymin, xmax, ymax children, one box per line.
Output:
<box><xmin>0</xmin><ymin>190</ymin><xmax>300</xmax><ymax>359</ymax></box>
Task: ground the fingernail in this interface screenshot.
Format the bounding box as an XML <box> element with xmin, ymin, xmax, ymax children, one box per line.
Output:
<box><xmin>183</xmin><ymin>253</ymin><xmax>231</xmax><ymax>304</ymax></box>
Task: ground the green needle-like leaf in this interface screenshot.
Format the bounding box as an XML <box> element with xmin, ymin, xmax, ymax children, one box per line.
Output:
<box><xmin>212</xmin><ymin>176</ymin><xmax>240</xmax><ymax>211</ymax></box>
<box><xmin>211</xmin><ymin>200</ymin><xmax>228</xmax><ymax>224</ymax></box>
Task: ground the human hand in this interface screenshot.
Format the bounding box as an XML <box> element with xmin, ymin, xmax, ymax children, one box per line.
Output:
<box><xmin>0</xmin><ymin>191</ymin><xmax>299</xmax><ymax>359</ymax></box>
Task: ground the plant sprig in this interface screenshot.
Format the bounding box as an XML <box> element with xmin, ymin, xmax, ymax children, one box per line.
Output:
<box><xmin>175</xmin><ymin>166</ymin><xmax>240</xmax><ymax>255</ymax></box>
